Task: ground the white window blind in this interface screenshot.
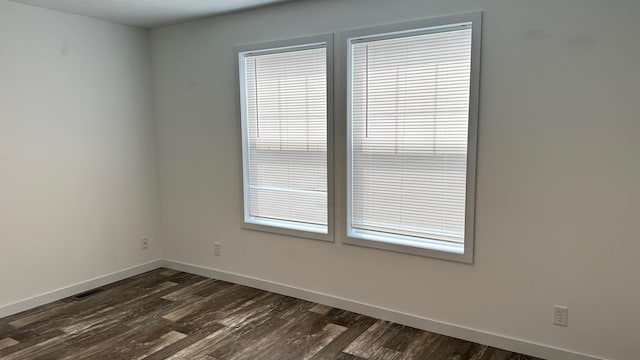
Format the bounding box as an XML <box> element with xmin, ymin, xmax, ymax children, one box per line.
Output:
<box><xmin>240</xmin><ymin>44</ymin><xmax>328</xmax><ymax>234</ymax></box>
<box><xmin>349</xmin><ymin>25</ymin><xmax>473</xmax><ymax>247</ymax></box>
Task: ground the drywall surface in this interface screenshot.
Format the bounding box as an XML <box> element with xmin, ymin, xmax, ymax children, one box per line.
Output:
<box><xmin>150</xmin><ymin>0</ymin><xmax>640</xmax><ymax>358</ymax></box>
<box><xmin>0</xmin><ymin>1</ymin><xmax>160</xmax><ymax>308</ymax></box>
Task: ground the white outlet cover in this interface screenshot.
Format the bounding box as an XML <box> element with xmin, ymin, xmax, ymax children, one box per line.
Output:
<box><xmin>553</xmin><ymin>305</ymin><xmax>568</xmax><ymax>326</ymax></box>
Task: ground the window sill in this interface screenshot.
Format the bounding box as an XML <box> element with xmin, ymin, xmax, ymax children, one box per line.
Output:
<box><xmin>344</xmin><ymin>229</ymin><xmax>473</xmax><ymax>263</ymax></box>
<box><xmin>243</xmin><ymin>217</ymin><xmax>332</xmax><ymax>243</ymax></box>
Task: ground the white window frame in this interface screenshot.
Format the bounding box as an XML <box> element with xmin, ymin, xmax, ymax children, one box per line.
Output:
<box><xmin>340</xmin><ymin>12</ymin><xmax>482</xmax><ymax>263</ymax></box>
<box><xmin>236</xmin><ymin>34</ymin><xmax>334</xmax><ymax>242</ymax></box>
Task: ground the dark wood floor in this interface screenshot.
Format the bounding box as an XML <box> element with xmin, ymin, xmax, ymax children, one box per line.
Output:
<box><xmin>0</xmin><ymin>268</ymin><xmax>541</xmax><ymax>360</ymax></box>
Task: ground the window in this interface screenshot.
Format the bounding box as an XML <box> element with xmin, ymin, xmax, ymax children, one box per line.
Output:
<box><xmin>344</xmin><ymin>13</ymin><xmax>481</xmax><ymax>262</ymax></box>
<box><xmin>237</xmin><ymin>35</ymin><xmax>333</xmax><ymax>241</ymax></box>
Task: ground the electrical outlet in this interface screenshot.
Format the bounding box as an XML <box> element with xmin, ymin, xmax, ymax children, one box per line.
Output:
<box><xmin>553</xmin><ymin>305</ymin><xmax>568</xmax><ymax>326</ymax></box>
<box><xmin>141</xmin><ymin>238</ymin><xmax>149</xmax><ymax>250</ymax></box>
<box><xmin>214</xmin><ymin>242</ymin><xmax>221</xmax><ymax>256</ymax></box>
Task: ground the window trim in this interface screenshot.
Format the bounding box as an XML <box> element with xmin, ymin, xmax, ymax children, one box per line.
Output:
<box><xmin>339</xmin><ymin>12</ymin><xmax>482</xmax><ymax>263</ymax></box>
<box><xmin>236</xmin><ymin>34</ymin><xmax>335</xmax><ymax>243</ymax></box>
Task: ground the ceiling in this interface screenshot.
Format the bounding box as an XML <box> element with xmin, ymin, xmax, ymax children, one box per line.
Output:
<box><xmin>8</xmin><ymin>0</ymin><xmax>294</xmax><ymax>28</ymax></box>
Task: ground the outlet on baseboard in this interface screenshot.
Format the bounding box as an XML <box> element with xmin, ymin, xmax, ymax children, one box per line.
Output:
<box><xmin>214</xmin><ymin>242</ymin><xmax>221</xmax><ymax>256</ymax></box>
<box><xmin>141</xmin><ymin>238</ymin><xmax>149</xmax><ymax>250</ymax></box>
<box><xmin>553</xmin><ymin>305</ymin><xmax>568</xmax><ymax>326</ymax></box>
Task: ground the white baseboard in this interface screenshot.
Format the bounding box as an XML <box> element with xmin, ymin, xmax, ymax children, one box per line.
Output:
<box><xmin>0</xmin><ymin>260</ymin><xmax>164</xmax><ymax>318</ymax></box>
<box><xmin>163</xmin><ymin>259</ymin><xmax>601</xmax><ymax>360</ymax></box>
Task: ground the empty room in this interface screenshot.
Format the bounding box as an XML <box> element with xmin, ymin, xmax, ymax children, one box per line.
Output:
<box><xmin>0</xmin><ymin>0</ymin><xmax>638</xmax><ymax>359</ymax></box>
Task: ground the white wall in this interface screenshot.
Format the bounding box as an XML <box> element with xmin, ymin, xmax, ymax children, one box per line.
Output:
<box><xmin>0</xmin><ymin>1</ymin><xmax>161</xmax><ymax>308</ymax></box>
<box><xmin>151</xmin><ymin>0</ymin><xmax>640</xmax><ymax>359</ymax></box>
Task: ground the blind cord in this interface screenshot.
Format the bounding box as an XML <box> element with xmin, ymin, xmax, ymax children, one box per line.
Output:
<box><xmin>254</xmin><ymin>58</ymin><xmax>260</xmax><ymax>138</ymax></box>
<box><xmin>365</xmin><ymin>43</ymin><xmax>369</xmax><ymax>138</ymax></box>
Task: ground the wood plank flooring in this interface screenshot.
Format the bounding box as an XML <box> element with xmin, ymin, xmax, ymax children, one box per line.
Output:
<box><xmin>0</xmin><ymin>268</ymin><xmax>541</xmax><ymax>360</ymax></box>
